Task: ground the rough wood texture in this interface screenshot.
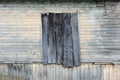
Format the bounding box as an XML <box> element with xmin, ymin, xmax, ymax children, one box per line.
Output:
<box><xmin>42</xmin><ymin>13</ymin><xmax>49</xmax><ymax>64</ymax></box>
<box><xmin>48</xmin><ymin>13</ymin><xmax>56</xmax><ymax>63</ymax></box>
<box><xmin>0</xmin><ymin>2</ymin><xmax>120</xmax><ymax>80</ymax></box>
<box><xmin>63</xmin><ymin>13</ymin><xmax>74</xmax><ymax>67</ymax></box>
<box><xmin>71</xmin><ymin>13</ymin><xmax>80</xmax><ymax>66</ymax></box>
<box><xmin>0</xmin><ymin>63</ymin><xmax>119</xmax><ymax>80</ymax></box>
<box><xmin>0</xmin><ymin>5</ymin><xmax>42</xmax><ymax>63</ymax></box>
<box><xmin>42</xmin><ymin>13</ymin><xmax>80</xmax><ymax>67</ymax></box>
<box><xmin>55</xmin><ymin>14</ymin><xmax>64</xmax><ymax>64</ymax></box>
<box><xmin>0</xmin><ymin>2</ymin><xmax>120</xmax><ymax>64</ymax></box>
<box><xmin>79</xmin><ymin>2</ymin><xmax>120</xmax><ymax>62</ymax></box>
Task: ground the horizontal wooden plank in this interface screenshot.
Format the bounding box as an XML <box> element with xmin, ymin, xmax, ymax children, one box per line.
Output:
<box><xmin>0</xmin><ymin>47</ymin><xmax>41</xmax><ymax>52</ymax></box>
<box><xmin>0</xmin><ymin>39</ymin><xmax>41</xmax><ymax>43</ymax></box>
<box><xmin>0</xmin><ymin>6</ymin><xmax>43</xmax><ymax>62</ymax></box>
<box><xmin>79</xmin><ymin>26</ymin><xmax>120</xmax><ymax>29</ymax></box>
<box><xmin>0</xmin><ymin>53</ymin><xmax>42</xmax><ymax>63</ymax></box>
<box><xmin>0</xmin><ymin>51</ymin><xmax>42</xmax><ymax>55</ymax></box>
<box><xmin>0</xmin><ymin>33</ymin><xmax>40</xmax><ymax>37</ymax></box>
<box><xmin>80</xmin><ymin>37</ymin><xmax>120</xmax><ymax>39</ymax></box>
<box><xmin>0</xmin><ymin>42</ymin><xmax>41</xmax><ymax>45</ymax></box>
<box><xmin>80</xmin><ymin>29</ymin><xmax>120</xmax><ymax>31</ymax></box>
<box><xmin>79</xmin><ymin>8</ymin><xmax>120</xmax><ymax>63</ymax></box>
<box><xmin>0</xmin><ymin>29</ymin><xmax>41</xmax><ymax>32</ymax></box>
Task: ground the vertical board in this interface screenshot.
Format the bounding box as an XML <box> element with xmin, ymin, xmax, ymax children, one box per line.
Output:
<box><xmin>71</xmin><ymin>13</ymin><xmax>80</xmax><ymax>66</ymax></box>
<box><xmin>42</xmin><ymin>13</ymin><xmax>80</xmax><ymax>67</ymax></box>
<box><xmin>1</xmin><ymin>64</ymin><xmax>120</xmax><ymax>80</ymax></box>
<box><xmin>42</xmin><ymin>14</ymin><xmax>49</xmax><ymax>64</ymax></box>
<box><xmin>55</xmin><ymin>14</ymin><xmax>64</xmax><ymax>64</ymax></box>
<box><xmin>48</xmin><ymin>13</ymin><xmax>56</xmax><ymax>63</ymax></box>
<box><xmin>63</xmin><ymin>13</ymin><xmax>74</xmax><ymax>67</ymax></box>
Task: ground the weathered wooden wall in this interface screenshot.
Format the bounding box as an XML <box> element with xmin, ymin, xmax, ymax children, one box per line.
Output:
<box><xmin>1</xmin><ymin>2</ymin><xmax>120</xmax><ymax>63</ymax></box>
<box><xmin>0</xmin><ymin>2</ymin><xmax>120</xmax><ymax>80</ymax></box>
<box><xmin>0</xmin><ymin>63</ymin><xmax>120</xmax><ymax>80</ymax></box>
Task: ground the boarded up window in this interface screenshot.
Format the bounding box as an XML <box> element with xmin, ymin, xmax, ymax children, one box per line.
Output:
<box><xmin>41</xmin><ymin>13</ymin><xmax>80</xmax><ymax>67</ymax></box>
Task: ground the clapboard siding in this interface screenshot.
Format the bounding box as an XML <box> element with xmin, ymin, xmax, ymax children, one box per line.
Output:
<box><xmin>79</xmin><ymin>2</ymin><xmax>120</xmax><ymax>62</ymax></box>
<box><xmin>0</xmin><ymin>2</ymin><xmax>120</xmax><ymax>63</ymax></box>
<box><xmin>0</xmin><ymin>5</ymin><xmax>42</xmax><ymax>62</ymax></box>
<box><xmin>0</xmin><ymin>1</ymin><xmax>119</xmax><ymax>80</ymax></box>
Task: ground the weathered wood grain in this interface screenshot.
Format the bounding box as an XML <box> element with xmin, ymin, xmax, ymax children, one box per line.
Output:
<box><xmin>0</xmin><ymin>63</ymin><xmax>120</xmax><ymax>80</ymax></box>
<box><xmin>0</xmin><ymin>1</ymin><xmax>120</xmax><ymax>65</ymax></box>
<box><xmin>48</xmin><ymin>13</ymin><xmax>56</xmax><ymax>63</ymax></box>
<box><xmin>55</xmin><ymin>14</ymin><xmax>64</xmax><ymax>64</ymax></box>
<box><xmin>80</xmin><ymin>5</ymin><xmax>120</xmax><ymax>62</ymax></box>
<box><xmin>42</xmin><ymin>13</ymin><xmax>80</xmax><ymax>67</ymax></box>
<box><xmin>0</xmin><ymin>2</ymin><xmax>120</xmax><ymax>80</ymax></box>
<box><xmin>71</xmin><ymin>13</ymin><xmax>80</xmax><ymax>66</ymax></box>
<box><xmin>0</xmin><ymin>8</ymin><xmax>42</xmax><ymax>63</ymax></box>
<box><xmin>63</xmin><ymin>13</ymin><xmax>74</xmax><ymax>67</ymax></box>
<box><xmin>42</xmin><ymin>13</ymin><xmax>49</xmax><ymax>64</ymax></box>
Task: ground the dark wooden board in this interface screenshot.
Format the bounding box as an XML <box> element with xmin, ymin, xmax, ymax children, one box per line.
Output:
<box><xmin>55</xmin><ymin>14</ymin><xmax>64</xmax><ymax>64</ymax></box>
<box><xmin>71</xmin><ymin>13</ymin><xmax>80</xmax><ymax>66</ymax></box>
<box><xmin>48</xmin><ymin>13</ymin><xmax>56</xmax><ymax>63</ymax></box>
<box><xmin>41</xmin><ymin>13</ymin><xmax>49</xmax><ymax>64</ymax></box>
<box><xmin>63</xmin><ymin>13</ymin><xmax>74</xmax><ymax>67</ymax></box>
<box><xmin>42</xmin><ymin>13</ymin><xmax>80</xmax><ymax>67</ymax></box>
